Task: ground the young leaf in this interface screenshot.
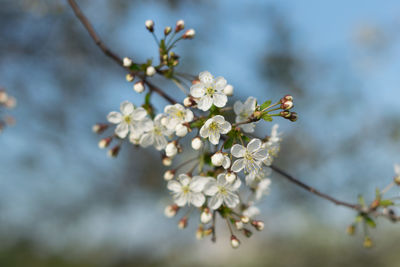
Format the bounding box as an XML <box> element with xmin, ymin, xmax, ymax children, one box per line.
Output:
<box><xmin>261</xmin><ymin>113</ymin><xmax>273</xmax><ymax>122</ymax></box>
<box><xmin>259</xmin><ymin>100</ymin><xmax>272</xmax><ymax>110</ymax></box>
<box><xmin>380</xmin><ymin>199</ymin><xmax>394</xmax><ymax>207</ymax></box>
<box><xmin>224</xmin><ymin>137</ymin><xmax>235</xmax><ymax>149</ymax></box>
<box><xmin>365</xmin><ymin>217</ymin><xmax>376</xmax><ymax>228</ymax></box>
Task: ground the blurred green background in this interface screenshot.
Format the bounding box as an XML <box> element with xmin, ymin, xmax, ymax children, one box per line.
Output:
<box><xmin>1</xmin><ymin>0</ymin><xmax>400</xmax><ymax>266</ymax></box>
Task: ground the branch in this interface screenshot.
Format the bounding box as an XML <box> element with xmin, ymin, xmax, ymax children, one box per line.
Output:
<box><xmin>66</xmin><ymin>0</ymin><xmax>177</xmax><ymax>104</ymax></box>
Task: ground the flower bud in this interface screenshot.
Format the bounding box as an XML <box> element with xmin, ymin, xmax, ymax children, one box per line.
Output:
<box><xmin>241</xmin><ymin>216</ymin><xmax>250</xmax><ymax>224</ymax></box>
<box><xmin>234</xmin><ymin>220</ymin><xmax>243</xmax><ymax>230</ymax></box>
<box><xmin>200</xmin><ymin>208</ymin><xmax>212</xmax><ymax>224</ymax></box>
<box><xmin>178</xmin><ymin>217</ymin><xmax>188</xmax><ymax>229</ymax></box>
<box><xmin>164</xmin><ymin>26</ymin><xmax>172</xmax><ymax>36</ymax></box>
<box><xmin>126</xmin><ymin>73</ymin><xmax>134</xmax><ymax>82</ymax></box>
<box><xmin>145</xmin><ymin>20</ymin><xmax>154</xmax><ymax>32</ymax></box>
<box><xmin>183</xmin><ymin>96</ymin><xmax>196</xmax><ymax>107</ymax></box>
<box><xmin>346</xmin><ymin>224</ymin><xmax>356</xmax><ymax>235</ymax></box>
<box><xmin>230</xmin><ymin>235</ymin><xmax>240</xmax><ymax>249</ymax></box>
<box><xmin>162</xmin><ymin>156</ymin><xmax>172</xmax><ymax>166</ymax></box>
<box><xmin>165</xmin><ymin>142</ymin><xmax>178</xmax><ymax>157</ymax></box>
<box><xmin>164</xmin><ymin>204</ymin><xmax>179</xmax><ymax>218</ymax></box>
<box><xmin>191</xmin><ymin>137</ymin><xmax>203</xmax><ymax>150</ymax></box>
<box><xmin>146</xmin><ymin>66</ymin><xmax>156</xmax><ymax>77</ymax></box>
<box><xmin>163</xmin><ymin>170</ymin><xmax>175</xmax><ymax>181</ymax></box>
<box><xmin>175</xmin><ymin>20</ymin><xmax>185</xmax><ymax>32</ymax></box>
<box><xmin>175</xmin><ymin>124</ymin><xmax>188</xmax><ymax>137</ymax></box>
<box><xmin>123</xmin><ymin>57</ymin><xmax>133</xmax><ymax>67</ymax></box>
<box><xmin>108</xmin><ymin>145</ymin><xmax>120</xmax><ymax>157</ymax></box>
<box><xmin>182</xmin><ymin>29</ymin><xmax>195</xmax><ymax>39</ymax></box>
<box><xmin>196</xmin><ymin>225</ymin><xmax>204</xmax><ymax>240</ymax></box>
<box><xmin>289</xmin><ymin>112</ymin><xmax>298</xmax><ymax>122</ymax></box>
<box><xmin>133</xmin><ymin>81</ymin><xmax>145</xmax><ymax>93</ymax></box>
<box><xmin>281</xmin><ymin>101</ymin><xmax>293</xmax><ymax>110</ymax></box>
<box><xmin>92</xmin><ymin>123</ymin><xmax>108</xmax><ymax>134</ymax></box>
<box><xmin>223</xmin><ymin>84</ymin><xmax>234</xmax><ymax>96</ymax></box>
<box><xmin>211</xmin><ymin>152</ymin><xmax>224</xmax><ymax>166</ymax></box>
<box><xmin>251</xmin><ymin>220</ymin><xmax>264</xmax><ymax>231</ymax></box>
<box><xmin>98</xmin><ymin>137</ymin><xmax>112</xmax><ymax>148</ymax></box>
<box><xmin>225</xmin><ymin>172</ymin><xmax>237</xmax><ymax>183</ymax></box>
<box><xmin>0</xmin><ymin>91</ymin><xmax>7</xmax><ymax>103</ymax></box>
<box><xmin>363</xmin><ymin>236</ymin><xmax>373</xmax><ymax>248</ymax></box>
<box><xmin>280</xmin><ymin>110</ymin><xmax>291</xmax><ymax>118</ymax></box>
<box><xmin>394</xmin><ymin>175</ymin><xmax>400</xmax><ymax>185</ymax></box>
<box><xmin>242</xmin><ymin>228</ymin><xmax>253</xmax><ymax>238</ymax></box>
<box><xmin>283</xmin><ymin>94</ymin><xmax>293</xmax><ymax>101</ymax></box>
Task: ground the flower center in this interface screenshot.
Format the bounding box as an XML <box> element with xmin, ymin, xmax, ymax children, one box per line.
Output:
<box><xmin>209</xmin><ymin>122</ymin><xmax>218</xmax><ymax>132</ymax></box>
<box><xmin>182</xmin><ymin>185</ymin><xmax>190</xmax><ymax>194</ymax></box>
<box><xmin>174</xmin><ymin>110</ymin><xmax>185</xmax><ymax>119</ymax></box>
<box><xmin>218</xmin><ymin>186</ymin><xmax>227</xmax><ymax>195</ymax></box>
<box><xmin>206</xmin><ymin>86</ymin><xmax>215</xmax><ymax>96</ymax></box>
<box><xmin>244</xmin><ymin>151</ymin><xmax>254</xmax><ymax>162</ymax></box>
<box><xmin>124</xmin><ymin>115</ymin><xmax>131</xmax><ymax>124</ymax></box>
<box><xmin>154</xmin><ymin>127</ymin><xmax>162</xmax><ymax>136</ymax></box>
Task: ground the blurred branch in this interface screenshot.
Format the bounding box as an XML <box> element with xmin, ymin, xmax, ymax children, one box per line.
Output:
<box><xmin>66</xmin><ymin>0</ymin><xmax>177</xmax><ymax>104</ymax></box>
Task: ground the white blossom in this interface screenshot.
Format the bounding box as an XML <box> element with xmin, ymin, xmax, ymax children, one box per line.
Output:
<box><xmin>183</xmin><ymin>29</ymin><xmax>195</xmax><ymax>39</ymax></box>
<box><xmin>243</xmin><ymin>206</ymin><xmax>260</xmax><ymax>218</ymax></box>
<box><xmin>133</xmin><ymin>81</ymin><xmax>145</xmax><ymax>93</ymax></box>
<box><xmin>204</xmin><ymin>173</ymin><xmax>241</xmax><ymax>210</ymax></box>
<box><xmin>107</xmin><ymin>101</ymin><xmax>152</xmax><ymax>139</ymax></box>
<box><xmin>163</xmin><ymin>103</ymin><xmax>194</xmax><ymax>131</ymax></box>
<box><xmin>262</xmin><ymin>124</ymin><xmax>282</xmax><ymax>166</ymax></box>
<box><xmin>139</xmin><ymin>114</ymin><xmax>172</xmax><ymax>150</ymax></box>
<box><xmin>223</xmin><ymin>84</ymin><xmax>234</xmax><ymax>96</ymax></box>
<box><xmin>211</xmin><ymin>152</ymin><xmax>231</xmax><ymax>169</ymax></box>
<box><xmin>234</xmin><ymin>97</ymin><xmax>257</xmax><ymax>133</ymax></box>
<box><xmin>225</xmin><ymin>172</ymin><xmax>237</xmax><ymax>183</ymax></box>
<box><xmin>254</xmin><ymin>179</ymin><xmax>271</xmax><ymax>201</ymax></box>
<box><xmin>146</xmin><ymin>66</ymin><xmax>156</xmax><ymax>76</ymax></box>
<box><xmin>165</xmin><ymin>142</ymin><xmax>178</xmax><ymax>157</ymax></box>
<box><xmin>167</xmin><ymin>174</ymin><xmax>210</xmax><ymax>207</ymax></box>
<box><xmin>245</xmin><ymin>167</ymin><xmax>271</xmax><ymax>185</ymax></box>
<box><xmin>190</xmin><ymin>71</ymin><xmax>228</xmax><ymax>111</ymax></box>
<box><xmin>191</xmin><ymin>137</ymin><xmax>203</xmax><ymax>150</ymax></box>
<box><xmin>199</xmin><ymin>115</ymin><xmax>231</xmax><ymax>145</ymax></box>
<box><xmin>175</xmin><ymin>124</ymin><xmax>188</xmax><ymax>137</ymax></box>
<box><xmin>123</xmin><ymin>57</ymin><xmax>133</xmax><ymax>67</ymax></box>
<box><xmin>231</xmin><ymin>139</ymin><xmax>268</xmax><ymax>174</ymax></box>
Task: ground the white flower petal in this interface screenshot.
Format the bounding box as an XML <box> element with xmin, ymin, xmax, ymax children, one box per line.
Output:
<box><xmin>120</xmin><ymin>101</ymin><xmax>134</xmax><ymax>115</ymax></box>
<box><xmin>222</xmin><ymin>156</ymin><xmax>231</xmax><ymax>169</ymax></box>
<box><xmin>107</xmin><ymin>111</ymin><xmax>122</xmax><ymax>124</ymax></box>
<box><xmin>198</xmin><ymin>95</ymin><xmax>213</xmax><ymax>111</ymax></box>
<box><xmin>224</xmin><ymin>193</ymin><xmax>239</xmax><ymax>208</ymax></box>
<box><xmin>208</xmin><ymin>195</ymin><xmax>223</xmax><ymax>210</ymax></box>
<box><xmin>254</xmin><ymin>148</ymin><xmax>269</xmax><ymax>161</ymax></box>
<box><xmin>190</xmin><ymin>193</ymin><xmax>205</xmax><ymax>207</ymax></box>
<box><xmin>209</xmin><ymin>132</ymin><xmax>220</xmax><ymax>145</ymax></box>
<box><xmin>190</xmin><ymin>176</ymin><xmax>209</xmax><ymax>192</ymax></box>
<box><xmin>241</xmin><ymin>123</ymin><xmax>255</xmax><ymax>133</ymax></box>
<box><xmin>231</xmin><ymin>159</ymin><xmax>245</xmax><ymax>173</ymax></box>
<box><xmin>167</xmin><ymin>180</ymin><xmax>182</xmax><ymax>193</ymax></box>
<box><xmin>199</xmin><ymin>124</ymin><xmax>209</xmax><ymax>138</ymax></box>
<box><xmin>199</xmin><ymin>71</ymin><xmax>213</xmax><ymax>84</ymax></box>
<box><xmin>231</xmin><ymin>178</ymin><xmax>241</xmax><ymax>191</ymax></box>
<box><xmin>115</xmin><ymin>123</ymin><xmax>129</xmax><ymax>138</ymax></box>
<box><xmin>214</xmin><ymin>76</ymin><xmax>227</xmax><ymax>90</ymax></box>
<box><xmin>139</xmin><ymin>133</ymin><xmax>154</xmax><ymax>147</ymax></box>
<box><xmin>132</xmin><ymin>107</ymin><xmax>147</xmax><ymax>121</ymax></box>
<box><xmin>185</xmin><ymin>109</ymin><xmax>194</xmax><ymax>122</ymax></box>
<box><xmin>154</xmin><ymin>136</ymin><xmax>167</xmax><ymax>150</ymax></box>
<box><xmin>233</xmin><ymin>101</ymin><xmax>243</xmax><ymax>115</ymax></box>
<box><xmin>231</xmin><ymin>144</ymin><xmax>246</xmax><ymax>158</ymax></box>
<box><xmin>190</xmin><ymin>84</ymin><xmax>205</xmax><ymax>98</ymax></box>
<box><xmin>204</xmin><ymin>183</ymin><xmax>218</xmax><ymax>196</ymax></box>
<box><xmin>395</xmin><ymin>164</ymin><xmax>400</xmax><ymax>175</ymax></box>
<box><xmin>174</xmin><ymin>193</ymin><xmax>188</xmax><ymax>207</ymax></box>
<box><xmin>213</xmin><ymin>93</ymin><xmax>227</xmax><ymax>108</ymax></box>
<box><xmin>247</xmin><ymin>138</ymin><xmax>262</xmax><ymax>153</ymax></box>
<box><xmin>244</xmin><ymin>97</ymin><xmax>257</xmax><ymax>112</ymax></box>
<box><xmin>219</xmin><ymin>121</ymin><xmax>232</xmax><ymax>134</ymax></box>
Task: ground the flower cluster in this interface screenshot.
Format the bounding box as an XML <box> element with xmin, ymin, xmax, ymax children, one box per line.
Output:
<box><xmin>0</xmin><ymin>88</ymin><xmax>16</xmax><ymax>134</ymax></box>
<box><xmin>92</xmin><ymin>20</ymin><xmax>298</xmax><ymax>248</ymax></box>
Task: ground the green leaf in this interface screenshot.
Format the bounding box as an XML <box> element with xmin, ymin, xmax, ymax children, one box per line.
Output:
<box><xmin>365</xmin><ymin>217</ymin><xmax>376</xmax><ymax>228</ymax></box>
<box><xmin>380</xmin><ymin>199</ymin><xmax>394</xmax><ymax>207</ymax></box>
<box><xmin>190</xmin><ymin>119</ymin><xmax>205</xmax><ymax>128</ymax></box>
<box><xmin>261</xmin><ymin>113</ymin><xmax>273</xmax><ymax>122</ymax></box>
<box><xmin>355</xmin><ymin>215</ymin><xmax>363</xmax><ymax>223</ymax></box>
<box><xmin>242</xmin><ymin>135</ymin><xmax>250</xmax><ymax>143</ymax></box>
<box><xmin>259</xmin><ymin>100</ymin><xmax>272</xmax><ymax>110</ymax></box>
<box><xmin>224</xmin><ymin>137</ymin><xmax>235</xmax><ymax>149</ymax></box>
<box><xmin>209</xmin><ymin>105</ymin><xmax>221</xmax><ymax>116</ymax></box>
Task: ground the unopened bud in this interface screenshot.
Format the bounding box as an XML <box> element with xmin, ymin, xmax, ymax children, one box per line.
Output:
<box><xmin>283</xmin><ymin>94</ymin><xmax>293</xmax><ymax>101</ymax></box>
<box><xmin>162</xmin><ymin>156</ymin><xmax>172</xmax><ymax>166</ymax></box>
<box><xmin>178</xmin><ymin>217</ymin><xmax>188</xmax><ymax>229</ymax></box>
<box><xmin>370</xmin><ymin>199</ymin><xmax>380</xmax><ymax>210</ymax></box>
<box><xmin>280</xmin><ymin>110</ymin><xmax>291</xmax><ymax>118</ymax></box>
<box><xmin>164</xmin><ymin>204</ymin><xmax>179</xmax><ymax>218</ymax></box>
<box><xmin>230</xmin><ymin>235</ymin><xmax>240</xmax><ymax>248</ymax></box>
<box><xmin>211</xmin><ymin>152</ymin><xmax>224</xmax><ymax>166</ymax></box>
<box><xmin>363</xmin><ymin>236</ymin><xmax>373</xmax><ymax>248</ymax></box>
<box><xmin>289</xmin><ymin>112</ymin><xmax>298</xmax><ymax>122</ymax></box>
<box><xmin>394</xmin><ymin>175</ymin><xmax>400</xmax><ymax>185</ymax></box>
<box><xmin>92</xmin><ymin>123</ymin><xmax>108</xmax><ymax>134</ymax></box>
<box><xmin>146</xmin><ymin>66</ymin><xmax>156</xmax><ymax>77</ymax></box>
<box><xmin>346</xmin><ymin>224</ymin><xmax>356</xmax><ymax>235</ymax></box>
<box><xmin>242</xmin><ymin>228</ymin><xmax>253</xmax><ymax>238</ymax></box>
<box><xmin>196</xmin><ymin>225</ymin><xmax>204</xmax><ymax>240</ymax></box>
<box><xmin>165</xmin><ymin>142</ymin><xmax>178</xmax><ymax>157</ymax></box>
<box><xmin>175</xmin><ymin>123</ymin><xmax>188</xmax><ymax>137</ymax></box>
<box><xmin>164</xmin><ymin>26</ymin><xmax>172</xmax><ymax>36</ymax></box>
<box><xmin>183</xmin><ymin>29</ymin><xmax>195</xmax><ymax>39</ymax></box>
<box><xmin>200</xmin><ymin>208</ymin><xmax>212</xmax><ymax>224</ymax></box>
<box><xmin>225</xmin><ymin>172</ymin><xmax>237</xmax><ymax>183</ymax></box>
<box><xmin>281</xmin><ymin>101</ymin><xmax>293</xmax><ymax>110</ymax></box>
<box><xmin>164</xmin><ymin>170</ymin><xmax>175</xmax><ymax>181</ymax></box>
<box><xmin>251</xmin><ymin>220</ymin><xmax>264</xmax><ymax>231</ymax></box>
<box><xmin>241</xmin><ymin>216</ymin><xmax>250</xmax><ymax>224</ymax></box>
<box><xmin>98</xmin><ymin>137</ymin><xmax>112</xmax><ymax>148</ymax></box>
<box><xmin>145</xmin><ymin>20</ymin><xmax>154</xmax><ymax>32</ymax></box>
<box><xmin>175</xmin><ymin>20</ymin><xmax>185</xmax><ymax>32</ymax></box>
<box><xmin>123</xmin><ymin>57</ymin><xmax>133</xmax><ymax>67</ymax></box>
<box><xmin>235</xmin><ymin>220</ymin><xmax>243</xmax><ymax>230</ymax></box>
<box><xmin>0</xmin><ymin>91</ymin><xmax>8</xmax><ymax>103</ymax></box>
<box><xmin>133</xmin><ymin>81</ymin><xmax>145</xmax><ymax>93</ymax></box>
<box><xmin>191</xmin><ymin>137</ymin><xmax>203</xmax><ymax>150</ymax></box>
<box><xmin>223</xmin><ymin>84</ymin><xmax>234</xmax><ymax>96</ymax></box>
<box><xmin>108</xmin><ymin>145</ymin><xmax>120</xmax><ymax>157</ymax></box>
<box><xmin>126</xmin><ymin>73</ymin><xmax>134</xmax><ymax>82</ymax></box>
<box><xmin>183</xmin><ymin>96</ymin><xmax>196</xmax><ymax>107</ymax></box>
